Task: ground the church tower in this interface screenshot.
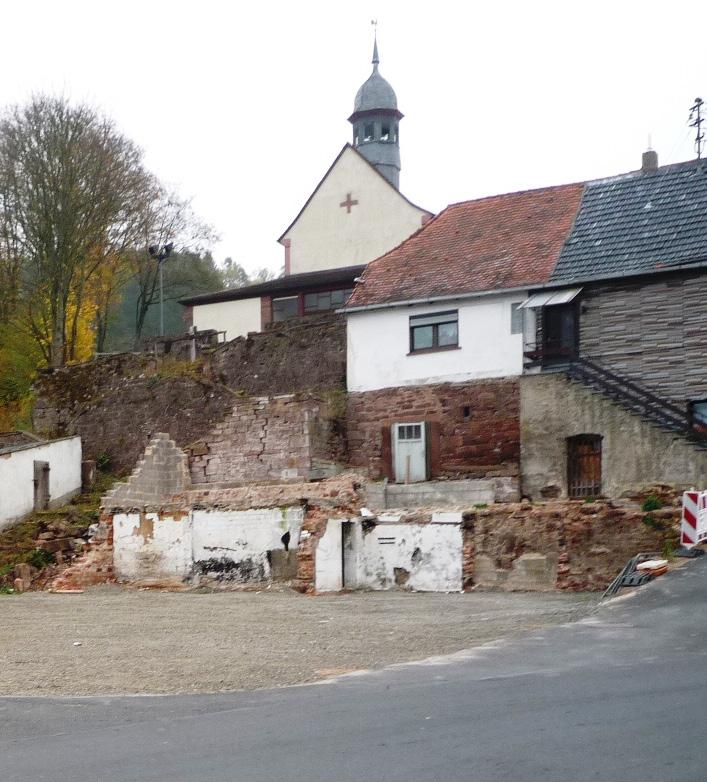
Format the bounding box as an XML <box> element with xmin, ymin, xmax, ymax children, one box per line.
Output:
<box><xmin>348</xmin><ymin>37</ymin><xmax>403</xmax><ymax>190</ymax></box>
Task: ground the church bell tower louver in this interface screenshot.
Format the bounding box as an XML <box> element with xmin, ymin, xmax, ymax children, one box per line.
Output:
<box><xmin>348</xmin><ymin>36</ymin><xmax>403</xmax><ymax>190</ymax></box>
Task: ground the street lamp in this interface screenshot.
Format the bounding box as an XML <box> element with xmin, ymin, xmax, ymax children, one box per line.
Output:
<box><xmin>148</xmin><ymin>242</ymin><xmax>174</xmax><ymax>337</ymax></box>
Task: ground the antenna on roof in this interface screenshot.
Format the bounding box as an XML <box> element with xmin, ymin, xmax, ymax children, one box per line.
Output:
<box><xmin>689</xmin><ymin>97</ymin><xmax>704</xmax><ymax>160</ymax></box>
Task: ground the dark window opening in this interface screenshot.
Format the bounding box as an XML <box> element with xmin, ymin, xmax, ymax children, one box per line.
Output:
<box><xmin>567</xmin><ymin>434</ymin><xmax>602</xmax><ymax>499</ymax></box>
<box><xmin>272</xmin><ymin>296</ymin><xmax>299</xmax><ymax>322</ymax></box>
<box><xmin>463</xmin><ymin>405</ymin><xmax>471</xmax><ymax>420</ymax></box>
<box><xmin>363</xmin><ymin>123</ymin><xmax>374</xmax><ymax>142</ymax></box>
<box><xmin>354</xmin><ymin>125</ymin><xmax>360</xmax><ymax>145</ymax></box>
<box><xmin>689</xmin><ymin>400</ymin><xmax>707</xmax><ymax>436</ymax></box>
<box><xmin>393</xmin><ymin>125</ymin><xmax>399</xmax><ymax>142</ymax></box>
<box><xmin>303</xmin><ymin>288</ymin><xmax>353</xmax><ymax>314</ymax></box>
<box><xmin>410</xmin><ymin>310</ymin><xmax>459</xmax><ymax>353</ymax></box>
<box><xmin>381</xmin><ymin>124</ymin><xmax>390</xmax><ymax>141</ymax></box>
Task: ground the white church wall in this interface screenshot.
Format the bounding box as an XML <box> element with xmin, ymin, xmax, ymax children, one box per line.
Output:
<box><xmin>283</xmin><ymin>147</ymin><xmax>428</xmax><ymax>276</ymax></box>
<box><xmin>0</xmin><ymin>436</ymin><xmax>82</xmax><ymax>530</ymax></box>
<box><xmin>347</xmin><ymin>293</ymin><xmax>529</xmax><ymax>393</ymax></box>
<box><xmin>192</xmin><ymin>297</ymin><xmax>261</xmax><ymax>341</ymax></box>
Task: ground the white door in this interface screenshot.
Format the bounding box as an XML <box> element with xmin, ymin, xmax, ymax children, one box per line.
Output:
<box><xmin>393</xmin><ymin>422</ymin><xmax>427</xmax><ymax>483</ymax></box>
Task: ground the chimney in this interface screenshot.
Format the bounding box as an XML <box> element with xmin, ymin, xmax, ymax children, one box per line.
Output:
<box><xmin>642</xmin><ymin>149</ymin><xmax>658</xmax><ymax>173</ymax></box>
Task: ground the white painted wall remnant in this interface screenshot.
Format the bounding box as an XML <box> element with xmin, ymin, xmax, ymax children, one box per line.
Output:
<box><xmin>113</xmin><ymin>512</ymin><xmax>192</xmax><ymax>582</ymax></box>
<box><xmin>282</xmin><ymin>146</ymin><xmax>429</xmax><ymax>276</ymax></box>
<box><xmin>346</xmin><ymin>293</ymin><xmax>528</xmax><ymax>392</ymax></box>
<box><xmin>315</xmin><ymin>519</ymin><xmax>344</xmax><ymax>593</ymax></box>
<box><xmin>351</xmin><ymin>520</ymin><xmax>463</xmax><ymax>592</ymax></box>
<box><xmin>112</xmin><ymin>507</ymin><xmax>304</xmax><ymax>584</ymax></box>
<box><xmin>192</xmin><ymin>507</ymin><xmax>303</xmax><ymax>582</ymax></box>
<box><xmin>0</xmin><ymin>436</ymin><xmax>82</xmax><ymax>530</ymax></box>
<box><xmin>191</xmin><ymin>297</ymin><xmax>262</xmax><ymax>341</ymax></box>
<box><xmin>316</xmin><ymin>516</ymin><xmax>463</xmax><ymax>593</ymax></box>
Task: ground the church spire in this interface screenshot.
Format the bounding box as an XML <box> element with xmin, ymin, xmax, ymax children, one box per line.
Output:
<box><xmin>348</xmin><ymin>32</ymin><xmax>403</xmax><ymax>189</ymax></box>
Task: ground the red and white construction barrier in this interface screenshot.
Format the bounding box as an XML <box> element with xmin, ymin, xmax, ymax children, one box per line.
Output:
<box><xmin>681</xmin><ymin>491</ymin><xmax>707</xmax><ymax>548</ymax></box>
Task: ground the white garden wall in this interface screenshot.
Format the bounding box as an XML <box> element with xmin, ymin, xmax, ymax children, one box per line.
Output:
<box><xmin>347</xmin><ymin>293</ymin><xmax>534</xmax><ymax>392</ymax></box>
<box><xmin>0</xmin><ymin>436</ymin><xmax>82</xmax><ymax>530</ymax></box>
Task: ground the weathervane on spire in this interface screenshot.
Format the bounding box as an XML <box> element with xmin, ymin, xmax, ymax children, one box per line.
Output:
<box><xmin>371</xmin><ymin>19</ymin><xmax>379</xmax><ymax>67</ymax></box>
<box><xmin>689</xmin><ymin>97</ymin><xmax>704</xmax><ymax>160</ymax></box>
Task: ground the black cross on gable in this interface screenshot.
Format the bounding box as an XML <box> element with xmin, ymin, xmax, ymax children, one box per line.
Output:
<box><xmin>339</xmin><ymin>192</ymin><xmax>359</xmax><ymax>213</ymax></box>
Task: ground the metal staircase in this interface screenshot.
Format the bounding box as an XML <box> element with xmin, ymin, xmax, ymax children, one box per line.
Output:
<box><xmin>565</xmin><ymin>356</ymin><xmax>707</xmax><ymax>448</ymax></box>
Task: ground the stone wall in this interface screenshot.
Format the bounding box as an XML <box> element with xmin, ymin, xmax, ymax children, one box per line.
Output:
<box><xmin>186</xmin><ymin>394</ymin><xmax>345</xmax><ymax>485</ymax></box>
<box><xmin>463</xmin><ymin>497</ymin><xmax>679</xmax><ymax>591</ymax></box>
<box><xmin>32</xmin><ymin>314</ymin><xmax>346</xmax><ymax>474</ymax></box>
<box><xmin>209</xmin><ymin>312</ymin><xmax>346</xmax><ymax>395</ymax></box>
<box><xmin>521</xmin><ymin>372</ymin><xmax>707</xmax><ymax>499</ymax></box>
<box><xmin>579</xmin><ymin>271</ymin><xmax>707</xmax><ymax>406</ymax></box>
<box><xmin>346</xmin><ymin>378</ymin><xmax>520</xmax><ymax>480</ymax></box>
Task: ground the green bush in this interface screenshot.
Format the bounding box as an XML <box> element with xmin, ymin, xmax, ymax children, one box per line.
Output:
<box><xmin>641</xmin><ymin>495</ymin><xmax>662</xmax><ymax>512</ymax></box>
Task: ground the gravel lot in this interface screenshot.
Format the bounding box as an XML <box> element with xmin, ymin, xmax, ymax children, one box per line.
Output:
<box><xmin>0</xmin><ymin>586</ymin><xmax>596</xmax><ymax>696</ymax></box>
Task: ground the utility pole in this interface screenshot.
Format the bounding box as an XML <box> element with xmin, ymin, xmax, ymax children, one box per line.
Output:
<box><xmin>148</xmin><ymin>243</ymin><xmax>174</xmax><ymax>337</ymax></box>
<box><xmin>689</xmin><ymin>97</ymin><xmax>704</xmax><ymax>160</ymax></box>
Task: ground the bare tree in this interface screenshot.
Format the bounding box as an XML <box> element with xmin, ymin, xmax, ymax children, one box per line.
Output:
<box><xmin>0</xmin><ymin>95</ymin><xmax>154</xmax><ymax>366</ymax></box>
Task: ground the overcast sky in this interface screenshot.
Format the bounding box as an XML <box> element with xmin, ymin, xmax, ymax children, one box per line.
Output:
<box><xmin>1</xmin><ymin>0</ymin><xmax>705</xmax><ymax>277</ymax></box>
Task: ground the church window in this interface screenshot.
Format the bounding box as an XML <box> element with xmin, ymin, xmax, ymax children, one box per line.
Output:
<box><xmin>273</xmin><ymin>296</ymin><xmax>299</xmax><ymax>322</ymax></box>
<box><xmin>381</xmin><ymin>124</ymin><xmax>390</xmax><ymax>142</ymax></box>
<box><xmin>409</xmin><ymin>310</ymin><xmax>459</xmax><ymax>353</ymax></box>
<box><xmin>393</xmin><ymin>125</ymin><xmax>399</xmax><ymax>142</ymax></box>
<box><xmin>354</xmin><ymin>125</ymin><xmax>361</xmax><ymax>145</ymax></box>
<box><xmin>363</xmin><ymin>123</ymin><xmax>374</xmax><ymax>142</ymax></box>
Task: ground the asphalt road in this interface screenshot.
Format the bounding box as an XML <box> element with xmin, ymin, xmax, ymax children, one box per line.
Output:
<box><xmin>2</xmin><ymin>559</ymin><xmax>706</xmax><ymax>782</ymax></box>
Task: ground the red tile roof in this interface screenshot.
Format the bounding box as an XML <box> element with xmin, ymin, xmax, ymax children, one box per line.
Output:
<box><xmin>345</xmin><ymin>182</ymin><xmax>586</xmax><ymax>308</ymax></box>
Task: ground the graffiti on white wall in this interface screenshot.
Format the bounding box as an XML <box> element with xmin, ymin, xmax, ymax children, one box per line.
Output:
<box><xmin>113</xmin><ymin>507</ymin><xmax>304</xmax><ymax>584</ymax></box>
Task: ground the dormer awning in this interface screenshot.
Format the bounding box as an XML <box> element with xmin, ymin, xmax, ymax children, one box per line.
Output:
<box><xmin>518</xmin><ymin>287</ymin><xmax>582</xmax><ymax>309</ymax></box>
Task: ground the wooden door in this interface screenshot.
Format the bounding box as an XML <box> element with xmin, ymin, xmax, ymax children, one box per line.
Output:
<box><xmin>567</xmin><ymin>435</ymin><xmax>602</xmax><ymax>498</ymax></box>
<box><xmin>393</xmin><ymin>422</ymin><xmax>427</xmax><ymax>483</ymax></box>
<box><xmin>33</xmin><ymin>461</ymin><xmax>50</xmax><ymax>511</ymax></box>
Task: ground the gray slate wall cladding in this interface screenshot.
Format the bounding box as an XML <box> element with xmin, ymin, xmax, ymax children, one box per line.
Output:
<box><xmin>579</xmin><ymin>271</ymin><xmax>707</xmax><ymax>406</ymax></box>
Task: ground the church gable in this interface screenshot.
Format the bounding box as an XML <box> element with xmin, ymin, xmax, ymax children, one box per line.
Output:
<box><xmin>280</xmin><ymin>145</ymin><xmax>430</xmax><ymax>276</ymax></box>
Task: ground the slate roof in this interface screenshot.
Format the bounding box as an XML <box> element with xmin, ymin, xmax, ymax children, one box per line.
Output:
<box><xmin>551</xmin><ymin>160</ymin><xmax>707</xmax><ymax>283</ymax></box>
<box><xmin>345</xmin><ymin>182</ymin><xmax>586</xmax><ymax>308</ymax></box>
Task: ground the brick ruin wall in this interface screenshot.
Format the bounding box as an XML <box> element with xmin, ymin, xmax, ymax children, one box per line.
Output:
<box><xmin>462</xmin><ymin>495</ymin><xmax>679</xmax><ymax>592</ymax></box>
<box><xmin>32</xmin><ymin>314</ymin><xmax>346</xmax><ymax>474</ymax></box>
<box><xmin>346</xmin><ymin>378</ymin><xmax>520</xmax><ymax>480</ymax></box>
<box><xmin>186</xmin><ymin>394</ymin><xmax>346</xmax><ymax>485</ymax></box>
